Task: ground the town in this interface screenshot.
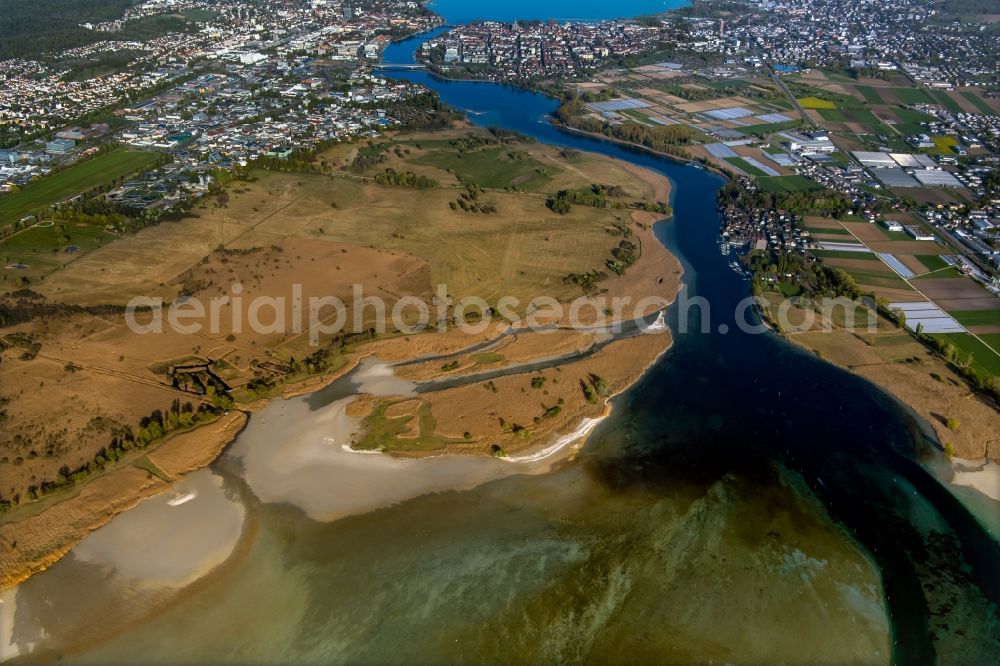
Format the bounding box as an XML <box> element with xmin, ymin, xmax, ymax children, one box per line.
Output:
<box><xmin>0</xmin><ymin>0</ymin><xmax>442</xmax><ymax>208</ymax></box>
<box><xmin>417</xmin><ymin>20</ymin><xmax>666</xmax><ymax>82</ymax></box>
<box><xmin>1</xmin><ymin>0</ymin><xmax>999</xmax><ymax>377</ymax></box>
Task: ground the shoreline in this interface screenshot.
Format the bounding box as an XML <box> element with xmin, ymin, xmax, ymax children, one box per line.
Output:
<box><xmin>776</xmin><ymin>309</ymin><xmax>1000</xmax><ymax>466</ymax></box>
<box><xmin>0</xmin><ymin>148</ymin><xmax>681</xmax><ymax>592</ymax></box>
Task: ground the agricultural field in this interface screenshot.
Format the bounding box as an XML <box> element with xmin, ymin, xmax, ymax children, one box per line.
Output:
<box><xmin>797</xmin><ymin>96</ymin><xmax>836</xmax><ymax>109</ymax></box>
<box><xmin>959</xmin><ymin>91</ymin><xmax>994</xmax><ymax>115</ymax></box>
<box><xmin>852</xmin><ymin>85</ymin><xmax>933</xmax><ymax>106</ymax></box>
<box><xmin>723</xmin><ymin>157</ymin><xmax>770</xmax><ymax>177</ymax></box>
<box><xmin>950</xmin><ymin>309</ymin><xmax>1000</xmax><ymax>328</ymax></box>
<box><xmin>931</xmin><ymin>333</ymin><xmax>1000</xmax><ymax>378</ymax></box>
<box><xmin>0</xmin><ymin>148</ymin><xmax>158</xmax><ymax>224</ymax></box>
<box><xmin>929</xmin><ymin>89</ymin><xmax>965</xmax><ymax>115</ymax></box>
<box><xmin>807</xmin><ymin>215</ymin><xmax>1000</xmax><ymax>376</ymax></box>
<box><xmin>757</xmin><ymin>175</ymin><xmax>823</xmax><ymax>193</ymax></box>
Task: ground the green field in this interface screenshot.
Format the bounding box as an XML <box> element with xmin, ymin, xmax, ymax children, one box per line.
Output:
<box><xmin>817</xmin><ymin>107</ymin><xmax>882</xmax><ymax>128</ymax></box>
<box><xmin>855</xmin><ymin>85</ymin><xmax>883</xmax><ymax>104</ymax></box>
<box><xmin>929</xmin><ymin>90</ymin><xmax>964</xmax><ymax>114</ymax></box>
<box><xmin>839</xmin><ymin>267</ymin><xmax>908</xmax><ymax>289</ymax></box>
<box><xmin>757</xmin><ymin>175</ymin><xmax>822</xmax><ymax>193</ymax></box>
<box><xmin>810</xmin><ymin>249</ymin><xmax>880</xmax><ymax>261</ymax></box>
<box><xmin>1</xmin><ymin>221</ymin><xmax>116</xmax><ymax>284</ymax></box>
<box><xmin>916</xmin><ymin>254</ymin><xmax>949</xmax><ymax>271</ymax></box>
<box><xmin>893</xmin><ymin>107</ymin><xmax>935</xmax><ymax>124</ymax></box>
<box><xmin>893</xmin><ymin>123</ymin><xmax>929</xmax><ymax>136</ymax></box>
<box><xmin>817</xmin><ymin>108</ymin><xmax>848</xmax><ymax>122</ymax></box>
<box><xmin>806</xmin><ymin>226</ymin><xmax>851</xmax><ymax>235</ymax></box>
<box><xmin>724</xmin><ymin>157</ymin><xmax>769</xmax><ymax>177</ymax></box>
<box><xmin>915</xmin><ymin>266</ymin><xmax>964</xmax><ymax>280</ymax></box>
<box><xmin>931</xmin><ymin>333</ymin><xmax>1000</xmax><ymax>378</ymax></box>
<box><xmin>0</xmin><ymin>149</ymin><xmax>158</xmax><ymax>224</ymax></box>
<box><xmin>959</xmin><ymin>91</ymin><xmax>994</xmax><ymax>115</ymax></box>
<box><xmin>978</xmin><ymin>333</ymin><xmax>1000</xmax><ymax>353</ymax></box>
<box><xmin>704</xmin><ymin>79</ymin><xmax>752</xmax><ymax>89</ymax></box>
<box><xmin>410</xmin><ymin>145</ymin><xmax>555</xmax><ymax>191</ymax></box>
<box><xmin>891</xmin><ymin>87</ymin><xmax>934</xmax><ymax>105</ymax></box>
<box><xmin>949</xmin><ymin>310</ymin><xmax>1000</xmax><ymax>327</ymax></box>
<box><xmin>855</xmin><ymin>85</ymin><xmax>938</xmax><ymax>106</ymax></box>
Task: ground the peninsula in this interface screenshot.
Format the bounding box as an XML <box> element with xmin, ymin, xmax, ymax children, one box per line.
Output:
<box><xmin>0</xmin><ymin>126</ymin><xmax>679</xmax><ymax>588</ymax></box>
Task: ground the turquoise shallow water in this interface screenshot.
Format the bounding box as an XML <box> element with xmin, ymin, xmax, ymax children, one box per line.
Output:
<box><xmin>3</xmin><ymin>4</ymin><xmax>1000</xmax><ymax>664</ymax></box>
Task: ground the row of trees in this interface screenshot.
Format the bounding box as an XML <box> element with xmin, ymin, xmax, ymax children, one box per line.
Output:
<box><xmin>372</xmin><ymin>169</ymin><xmax>438</xmax><ymax>189</ymax></box>
<box><xmin>546</xmin><ymin>184</ymin><xmax>671</xmax><ymax>216</ymax></box>
<box><xmin>0</xmin><ymin>399</ymin><xmax>222</xmax><ymax>512</ymax></box>
<box><xmin>450</xmin><ymin>185</ymin><xmax>497</xmax><ymax>214</ymax></box>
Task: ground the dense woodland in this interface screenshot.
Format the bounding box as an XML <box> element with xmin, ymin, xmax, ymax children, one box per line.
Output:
<box><xmin>1</xmin><ymin>0</ymin><xmax>134</xmax><ymax>58</ymax></box>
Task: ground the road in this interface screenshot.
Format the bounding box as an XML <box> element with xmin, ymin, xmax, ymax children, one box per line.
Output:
<box><xmin>767</xmin><ymin>65</ymin><xmax>819</xmax><ymax>130</ymax></box>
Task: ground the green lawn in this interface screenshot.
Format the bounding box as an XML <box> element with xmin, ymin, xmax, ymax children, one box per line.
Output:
<box><xmin>959</xmin><ymin>91</ymin><xmax>994</xmax><ymax>115</ymax></box>
<box><xmin>949</xmin><ymin>310</ymin><xmax>1000</xmax><ymax>327</ymax></box>
<box><xmin>757</xmin><ymin>175</ymin><xmax>822</xmax><ymax>193</ymax></box>
<box><xmin>0</xmin><ymin>148</ymin><xmax>158</xmax><ymax>224</ymax></box>
<box><xmin>724</xmin><ymin>157</ymin><xmax>769</xmax><ymax>177</ymax></box>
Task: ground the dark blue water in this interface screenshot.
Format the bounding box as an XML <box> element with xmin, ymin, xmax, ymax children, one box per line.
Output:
<box><xmin>380</xmin><ymin>28</ymin><xmax>1000</xmax><ymax>665</ymax></box>
<box><xmin>426</xmin><ymin>0</ymin><xmax>684</xmax><ymax>22</ymax></box>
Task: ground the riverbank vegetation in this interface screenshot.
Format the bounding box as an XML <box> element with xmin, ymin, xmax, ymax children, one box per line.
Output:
<box><xmin>553</xmin><ymin>92</ymin><xmax>697</xmax><ymax>159</ymax></box>
<box><xmin>0</xmin><ymin>400</ymin><xmax>221</xmax><ymax>513</ymax></box>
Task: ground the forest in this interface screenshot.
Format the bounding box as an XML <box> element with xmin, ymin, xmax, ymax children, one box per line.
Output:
<box><xmin>0</xmin><ymin>0</ymin><xmax>133</xmax><ymax>59</ymax></box>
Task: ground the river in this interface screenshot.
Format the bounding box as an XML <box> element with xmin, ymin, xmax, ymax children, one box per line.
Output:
<box><xmin>2</xmin><ymin>11</ymin><xmax>999</xmax><ymax>666</ymax></box>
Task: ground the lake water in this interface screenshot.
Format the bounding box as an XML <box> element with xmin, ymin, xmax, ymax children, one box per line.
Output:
<box><xmin>3</xmin><ymin>5</ymin><xmax>1000</xmax><ymax>665</ymax></box>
